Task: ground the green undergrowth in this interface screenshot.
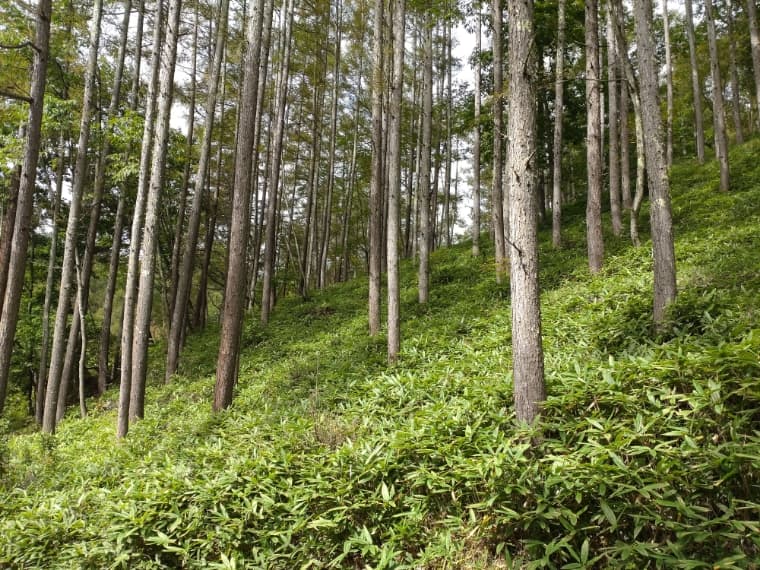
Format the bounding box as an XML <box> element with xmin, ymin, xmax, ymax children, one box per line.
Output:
<box><xmin>1</xmin><ymin>139</ymin><xmax>760</xmax><ymax>568</ymax></box>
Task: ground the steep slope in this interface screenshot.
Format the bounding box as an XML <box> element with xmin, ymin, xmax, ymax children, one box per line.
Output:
<box><xmin>1</xmin><ymin>140</ymin><xmax>759</xmax><ymax>568</ymax></box>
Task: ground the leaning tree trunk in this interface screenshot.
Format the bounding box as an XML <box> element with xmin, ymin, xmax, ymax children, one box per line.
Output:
<box><xmin>418</xmin><ymin>15</ymin><xmax>434</xmax><ymax>304</ymax></box>
<box><xmin>387</xmin><ymin>0</ymin><xmax>405</xmax><ymax>364</ymax></box>
<box><xmin>632</xmin><ymin>0</ymin><xmax>678</xmax><ymax>323</ymax></box>
<box><xmin>58</xmin><ymin>0</ymin><xmax>131</xmax><ymax>420</ymax></box>
<box><xmin>116</xmin><ymin>0</ymin><xmax>164</xmax><ymax>438</ymax></box>
<box><xmin>41</xmin><ymin>0</ymin><xmax>103</xmax><ymax>433</ymax></box>
<box><xmin>705</xmin><ymin>0</ymin><xmax>731</xmax><ymax>192</ymax></box>
<box><xmin>684</xmin><ymin>0</ymin><xmax>706</xmax><ymax>163</ymax></box>
<box><xmin>129</xmin><ymin>0</ymin><xmax>184</xmax><ymax>424</ymax></box>
<box><xmin>506</xmin><ymin>0</ymin><xmax>545</xmax><ymax>425</ymax></box>
<box><xmin>491</xmin><ymin>0</ymin><xmax>507</xmax><ymax>283</ymax></box>
<box><xmin>214</xmin><ymin>0</ymin><xmax>267</xmax><ymax>411</ymax></box>
<box><xmin>0</xmin><ymin>0</ymin><xmax>51</xmax><ymax>415</ymax></box>
<box><xmin>585</xmin><ymin>0</ymin><xmax>604</xmax><ymax>274</ymax></box>
<box><xmin>551</xmin><ymin>0</ymin><xmax>566</xmax><ymax>249</ymax></box>
<box><xmin>165</xmin><ymin>0</ymin><xmax>231</xmax><ymax>380</ymax></box>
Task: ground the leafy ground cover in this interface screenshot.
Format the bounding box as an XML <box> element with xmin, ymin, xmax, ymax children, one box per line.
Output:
<box><xmin>1</xmin><ymin>139</ymin><xmax>759</xmax><ymax>568</ymax></box>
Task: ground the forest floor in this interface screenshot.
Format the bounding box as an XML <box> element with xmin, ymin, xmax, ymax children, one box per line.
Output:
<box><xmin>2</xmin><ymin>139</ymin><xmax>760</xmax><ymax>568</ymax></box>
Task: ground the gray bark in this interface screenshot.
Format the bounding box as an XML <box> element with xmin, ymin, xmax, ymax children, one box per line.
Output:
<box><xmin>586</xmin><ymin>0</ymin><xmax>604</xmax><ymax>273</ymax></box>
<box><xmin>748</xmin><ymin>0</ymin><xmax>760</xmax><ymax>131</ymax></box>
<box><xmin>472</xmin><ymin>8</ymin><xmax>482</xmax><ymax>256</ymax></box>
<box><xmin>607</xmin><ymin>8</ymin><xmax>622</xmax><ymax>237</ymax></box>
<box><xmin>418</xmin><ymin>15</ymin><xmax>433</xmax><ymax>304</ymax></box>
<box><xmin>663</xmin><ymin>0</ymin><xmax>674</xmax><ymax>167</ymax></box>
<box><xmin>214</xmin><ymin>0</ymin><xmax>267</xmax><ymax>411</ymax></box>
<box><xmin>492</xmin><ymin>0</ymin><xmax>507</xmax><ymax>282</ymax></box>
<box><xmin>551</xmin><ymin>0</ymin><xmax>566</xmax><ymax>248</ymax></box>
<box><xmin>42</xmin><ymin>0</ymin><xmax>103</xmax><ymax>433</ymax></box>
<box><xmin>506</xmin><ymin>0</ymin><xmax>545</xmax><ymax>425</ymax></box>
<box><xmin>685</xmin><ymin>0</ymin><xmax>706</xmax><ymax>162</ymax></box>
<box><xmin>727</xmin><ymin>3</ymin><xmax>744</xmax><ymax>143</ymax></box>
<box><xmin>705</xmin><ymin>0</ymin><xmax>731</xmax><ymax>192</ymax></box>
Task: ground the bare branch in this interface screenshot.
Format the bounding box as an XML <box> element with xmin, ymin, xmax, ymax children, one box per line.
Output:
<box><xmin>0</xmin><ymin>88</ymin><xmax>32</xmax><ymax>104</ymax></box>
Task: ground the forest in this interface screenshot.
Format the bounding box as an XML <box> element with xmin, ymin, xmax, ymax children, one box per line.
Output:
<box><xmin>0</xmin><ymin>0</ymin><xmax>759</xmax><ymax>566</ymax></box>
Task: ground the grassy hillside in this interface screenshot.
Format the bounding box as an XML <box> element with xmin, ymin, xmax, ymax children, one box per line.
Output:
<box><xmin>1</xmin><ymin>139</ymin><xmax>759</xmax><ymax>568</ymax></box>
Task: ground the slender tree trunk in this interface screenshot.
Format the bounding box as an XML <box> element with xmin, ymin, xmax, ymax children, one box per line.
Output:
<box><xmin>418</xmin><ymin>15</ymin><xmax>433</xmax><ymax>304</ymax></box>
<box><xmin>705</xmin><ymin>0</ymin><xmax>731</xmax><ymax>192</ymax></box>
<box><xmin>506</xmin><ymin>0</ymin><xmax>545</xmax><ymax>425</ymax></box>
<box><xmin>620</xmin><ymin>58</ymin><xmax>631</xmax><ymax>210</ymax></box>
<box><xmin>341</xmin><ymin>69</ymin><xmax>362</xmax><ymax>281</ymax></box>
<box><xmin>492</xmin><ymin>0</ymin><xmax>507</xmax><ymax>282</ymax></box>
<box><xmin>472</xmin><ymin>8</ymin><xmax>482</xmax><ymax>256</ymax></box>
<box><xmin>301</xmin><ymin>84</ymin><xmax>325</xmax><ymax>298</ymax></box>
<box><xmin>261</xmin><ymin>0</ymin><xmax>295</xmax><ymax>326</ymax></box>
<box><xmin>97</xmin><ymin>194</ymin><xmax>124</xmax><ymax>395</ymax></box>
<box><xmin>169</xmin><ymin>2</ymin><xmax>199</xmax><ymax>318</ymax></box>
<box><xmin>214</xmin><ymin>0</ymin><xmax>267</xmax><ymax>411</ymax></box>
<box><xmin>41</xmin><ymin>0</ymin><xmax>103</xmax><ymax>433</ymax></box>
<box><xmin>37</xmin><ymin>138</ymin><xmax>65</xmax><ymax>422</ymax></box>
<box><xmin>685</xmin><ymin>0</ymin><xmax>706</xmax><ymax>163</ymax></box>
<box><xmin>58</xmin><ymin>0</ymin><xmax>132</xmax><ymax>419</ymax></box>
<box><xmin>727</xmin><ymin>3</ymin><xmax>744</xmax><ymax>144</ymax></box>
<box><xmin>551</xmin><ymin>0</ymin><xmax>566</xmax><ymax>249</ymax></box>
<box><xmin>74</xmin><ymin>250</ymin><xmax>87</xmax><ymax>419</ymax></box>
<box><xmin>633</xmin><ymin>0</ymin><xmax>678</xmax><ymax>323</ymax></box>
<box><xmin>662</xmin><ymin>0</ymin><xmax>674</xmax><ymax>168</ymax></box>
<box><xmin>318</xmin><ymin>0</ymin><xmax>342</xmax><ymax>291</ymax></box>
<box><xmin>368</xmin><ymin>0</ymin><xmax>384</xmax><ymax>334</ymax></box>
<box><xmin>0</xmin><ymin>161</ymin><xmax>21</xmax><ymax>316</ymax></box>
<box><xmin>747</xmin><ymin>0</ymin><xmax>760</xmax><ymax>131</ymax></box>
<box><xmin>443</xmin><ymin>13</ymin><xmax>452</xmax><ymax>248</ymax></box>
<box><xmin>585</xmin><ymin>0</ymin><xmax>604</xmax><ymax>274</ymax></box>
<box><xmin>387</xmin><ymin>0</ymin><xmax>405</xmax><ymax>364</ymax></box>
<box><xmin>607</xmin><ymin>8</ymin><xmax>622</xmax><ymax>237</ymax></box>
<box><xmin>165</xmin><ymin>0</ymin><xmax>231</xmax><ymax>380</ymax></box>
<box><xmin>129</xmin><ymin>0</ymin><xmax>184</xmax><ymax>424</ymax></box>
<box><xmin>631</xmin><ymin>107</ymin><xmax>646</xmax><ymax>247</ymax></box>
<box><xmin>117</xmin><ymin>0</ymin><xmax>164</xmax><ymax>438</ymax></box>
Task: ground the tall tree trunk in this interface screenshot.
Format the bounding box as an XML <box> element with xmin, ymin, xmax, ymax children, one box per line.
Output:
<box><xmin>74</xmin><ymin>249</ymin><xmax>87</xmax><ymax>419</ymax></box>
<box><xmin>97</xmin><ymin>194</ymin><xmax>124</xmax><ymax>395</ymax></box>
<box><xmin>41</xmin><ymin>0</ymin><xmax>103</xmax><ymax>433</ymax></box>
<box><xmin>685</xmin><ymin>0</ymin><xmax>706</xmax><ymax>163</ymax></box>
<box><xmin>443</xmin><ymin>12</ymin><xmax>452</xmax><ymax>248</ymax></box>
<box><xmin>619</xmin><ymin>57</ymin><xmax>631</xmax><ymax>210</ymax></box>
<box><xmin>506</xmin><ymin>0</ymin><xmax>545</xmax><ymax>425</ymax></box>
<box><xmin>165</xmin><ymin>0</ymin><xmax>231</xmax><ymax>380</ymax></box>
<box><xmin>585</xmin><ymin>0</ymin><xmax>604</xmax><ymax>274</ymax></box>
<box><xmin>341</xmin><ymin>68</ymin><xmax>362</xmax><ymax>281</ymax></box>
<box><xmin>662</xmin><ymin>0</ymin><xmax>674</xmax><ymax>167</ymax></box>
<box><xmin>0</xmin><ymin>160</ymin><xmax>21</xmax><ymax>317</ymax></box>
<box><xmin>117</xmin><ymin>0</ymin><xmax>164</xmax><ymax>438</ymax></box>
<box><xmin>633</xmin><ymin>0</ymin><xmax>678</xmax><ymax>323</ymax></box>
<box><xmin>0</xmin><ymin>0</ymin><xmax>52</xmax><ymax>414</ymax></box>
<box><xmin>418</xmin><ymin>15</ymin><xmax>433</xmax><ymax>304</ymax></box>
<box><xmin>472</xmin><ymin>7</ymin><xmax>482</xmax><ymax>256</ymax></box>
<box><xmin>607</xmin><ymin>8</ymin><xmax>622</xmax><ymax>237</ymax></box>
<box><xmin>551</xmin><ymin>0</ymin><xmax>566</xmax><ymax>249</ymax></box>
<box><xmin>705</xmin><ymin>0</ymin><xmax>731</xmax><ymax>192</ymax></box>
<box><xmin>368</xmin><ymin>0</ymin><xmax>384</xmax><ymax>334</ymax></box>
<box><xmin>58</xmin><ymin>0</ymin><xmax>132</xmax><ymax>420</ymax></box>
<box><xmin>37</xmin><ymin>137</ymin><xmax>65</xmax><ymax>422</ymax></box>
<box><xmin>318</xmin><ymin>0</ymin><xmax>343</xmax><ymax>291</ymax></box>
<box><xmin>387</xmin><ymin>0</ymin><xmax>405</xmax><ymax>364</ymax></box>
<box><xmin>214</xmin><ymin>0</ymin><xmax>267</xmax><ymax>411</ymax></box>
<box><xmin>169</xmin><ymin>1</ymin><xmax>199</xmax><ymax>318</ymax></box>
<box><xmin>301</xmin><ymin>84</ymin><xmax>325</xmax><ymax>298</ymax></box>
<box><xmin>261</xmin><ymin>0</ymin><xmax>295</xmax><ymax>326</ymax></box>
<box><xmin>748</xmin><ymin>0</ymin><xmax>760</xmax><ymax>132</ymax></box>
<box><xmin>129</xmin><ymin>0</ymin><xmax>184</xmax><ymax>424</ymax></box>
<box><xmin>727</xmin><ymin>3</ymin><xmax>744</xmax><ymax>144</ymax></box>
<box><xmin>492</xmin><ymin>0</ymin><xmax>507</xmax><ymax>282</ymax></box>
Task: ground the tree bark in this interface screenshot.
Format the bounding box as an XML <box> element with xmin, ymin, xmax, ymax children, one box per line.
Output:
<box><xmin>662</xmin><ymin>0</ymin><xmax>674</xmax><ymax>167</ymax></box>
<box><xmin>633</xmin><ymin>0</ymin><xmax>678</xmax><ymax>323</ymax></box>
<box><xmin>492</xmin><ymin>0</ymin><xmax>507</xmax><ymax>282</ymax></box>
<box><xmin>0</xmin><ymin>159</ymin><xmax>22</xmax><ymax>317</ymax></box>
<box><xmin>41</xmin><ymin>0</ymin><xmax>103</xmax><ymax>433</ymax></box>
<box><xmin>585</xmin><ymin>0</ymin><xmax>604</xmax><ymax>274</ymax></box>
<box><xmin>165</xmin><ymin>0</ymin><xmax>231</xmax><ymax>380</ymax></box>
<box><xmin>214</xmin><ymin>0</ymin><xmax>267</xmax><ymax>411</ymax></box>
<box><xmin>506</xmin><ymin>0</ymin><xmax>545</xmax><ymax>425</ymax></box>
<box><xmin>705</xmin><ymin>0</ymin><xmax>731</xmax><ymax>192</ymax></box>
<box><xmin>727</xmin><ymin>2</ymin><xmax>744</xmax><ymax>144</ymax></box>
<box><xmin>368</xmin><ymin>0</ymin><xmax>384</xmax><ymax>334</ymax></box>
<box><xmin>619</xmin><ymin>56</ymin><xmax>631</xmax><ymax>210</ymax></box>
<box><xmin>551</xmin><ymin>0</ymin><xmax>566</xmax><ymax>249</ymax></box>
<box><xmin>607</xmin><ymin>8</ymin><xmax>622</xmax><ymax>237</ymax></box>
<box><xmin>472</xmin><ymin>7</ymin><xmax>482</xmax><ymax>256</ymax></box>
<box><xmin>685</xmin><ymin>0</ymin><xmax>706</xmax><ymax>163</ymax></box>
<box><xmin>747</xmin><ymin>0</ymin><xmax>760</xmax><ymax>132</ymax></box>
<box><xmin>387</xmin><ymin>0</ymin><xmax>405</xmax><ymax>364</ymax></box>
<box><xmin>418</xmin><ymin>15</ymin><xmax>433</xmax><ymax>304</ymax></box>
<box><xmin>261</xmin><ymin>0</ymin><xmax>295</xmax><ymax>326</ymax></box>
